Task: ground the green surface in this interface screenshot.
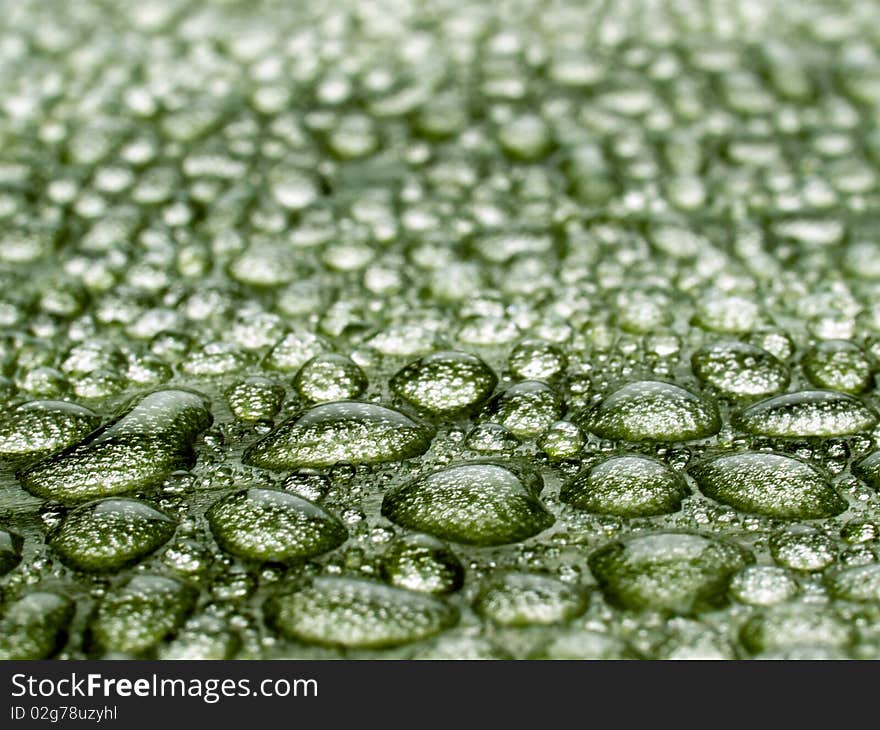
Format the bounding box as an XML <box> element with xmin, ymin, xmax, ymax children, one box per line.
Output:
<box><xmin>1</xmin><ymin>0</ymin><xmax>880</xmax><ymax>658</ymax></box>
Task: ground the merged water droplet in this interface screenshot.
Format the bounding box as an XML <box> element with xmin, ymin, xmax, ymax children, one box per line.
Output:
<box><xmin>90</xmin><ymin>574</ymin><xmax>196</xmax><ymax>655</ymax></box>
<box><xmin>561</xmin><ymin>455</ymin><xmax>690</xmax><ymax>517</ymax></box>
<box><xmin>0</xmin><ymin>400</ymin><xmax>100</xmax><ymax>460</ymax></box>
<box><xmin>588</xmin><ymin>532</ymin><xmax>753</xmax><ymax>613</ymax></box>
<box><xmin>51</xmin><ymin>497</ymin><xmax>176</xmax><ymax>572</ymax></box>
<box><xmin>19</xmin><ymin>389</ymin><xmax>212</xmax><ymax>502</ymax></box>
<box><xmin>265</xmin><ymin>576</ymin><xmax>459</xmax><ymax>649</ymax></box>
<box><xmin>583</xmin><ymin>381</ymin><xmax>721</xmax><ymax>442</ymax></box>
<box><xmin>0</xmin><ymin>592</ymin><xmax>75</xmax><ymax>660</ymax></box>
<box><xmin>733</xmin><ymin>390</ymin><xmax>878</xmax><ymax>437</ymax></box>
<box><xmin>474</xmin><ymin>572</ymin><xmax>589</xmax><ymax>627</ymax></box>
<box><xmin>379</xmin><ymin>534</ymin><xmax>464</xmax><ymax>594</ymax></box>
<box><xmin>207</xmin><ymin>488</ymin><xmax>347</xmax><ymax>563</ymax></box>
<box><xmin>390</xmin><ymin>351</ymin><xmax>497</xmax><ymax>415</ymax></box>
<box><xmin>690</xmin><ymin>452</ymin><xmax>846</xmax><ymax>519</ymax></box>
<box><xmin>691</xmin><ymin>341</ymin><xmax>789</xmax><ymax>399</ymax></box>
<box><xmin>243</xmin><ymin>401</ymin><xmax>434</xmax><ymax>469</ymax></box>
<box><xmin>382</xmin><ymin>461</ymin><xmax>555</xmax><ymax>546</ymax></box>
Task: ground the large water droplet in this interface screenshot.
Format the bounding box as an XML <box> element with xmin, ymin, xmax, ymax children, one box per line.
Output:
<box><xmin>770</xmin><ymin>528</ymin><xmax>837</xmax><ymax>571</ymax></box>
<box><xmin>52</xmin><ymin>497</ymin><xmax>176</xmax><ymax>572</ymax></box>
<box><xmin>0</xmin><ymin>592</ymin><xmax>75</xmax><ymax>659</ymax></box>
<box><xmin>224</xmin><ymin>377</ymin><xmax>285</xmax><ymax>422</ymax></box>
<box><xmin>91</xmin><ymin>574</ymin><xmax>196</xmax><ymax>655</ymax></box>
<box><xmin>733</xmin><ymin>390</ymin><xmax>878</xmax><ymax>437</ymax></box>
<box><xmin>0</xmin><ymin>400</ymin><xmax>100</xmax><ymax>460</ymax></box>
<box><xmin>739</xmin><ymin>603</ymin><xmax>853</xmax><ymax>655</ymax></box>
<box><xmin>588</xmin><ymin>532</ymin><xmax>753</xmax><ymax>613</ymax></box>
<box><xmin>690</xmin><ymin>452</ymin><xmax>846</xmax><ymax>519</ymax></box>
<box><xmin>691</xmin><ymin>342</ymin><xmax>789</xmax><ymax>399</ymax></box>
<box><xmin>728</xmin><ymin>566</ymin><xmax>799</xmax><ymax>606</ymax></box>
<box><xmin>265</xmin><ymin>576</ymin><xmax>458</xmax><ymax>649</ymax></box>
<box><xmin>801</xmin><ymin>340</ymin><xmax>873</xmax><ymax>394</ymax></box>
<box><xmin>390</xmin><ymin>351</ymin><xmax>497</xmax><ymax>415</ymax></box>
<box><xmin>294</xmin><ymin>354</ymin><xmax>367</xmax><ymax>403</ymax></box>
<box><xmin>19</xmin><ymin>389</ymin><xmax>212</xmax><ymax>502</ymax></box>
<box><xmin>825</xmin><ymin>563</ymin><xmax>880</xmax><ymax>602</ymax></box>
<box><xmin>243</xmin><ymin>401</ymin><xmax>434</xmax><ymax>469</ymax></box>
<box><xmin>561</xmin><ymin>455</ymin><xmax>690</xmax><ymax>517</ymax></box>
<box><xmin>474</xmin><ymin>572</ymin><xmax>589</xmax><ymax>627</ymax></box>
<box><xmin>382</xmin><ymin>461</ymin><xmax>554</xmax><ymax>546</ymax></box>
<box><xmin>583</xmin><ymin>381</ymin><xmax>721</xmax><ymax>442</ymax></box>
<box><xmin>483</xmin><ymin>380</ymin><xmax>563</xmax><ymax>438</ymax></box>
<box><xmin>207</xmin><ymin>488</ymin><xmax>347</xmax><ymax>563</ymax></box>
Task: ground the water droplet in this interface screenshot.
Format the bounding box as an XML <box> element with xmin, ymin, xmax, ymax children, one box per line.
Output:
<box><xmin>588</xmin><ymin>532</ymin><xmax>753</xmax><ymax>613</ymax></box>
<box><xmin>474</xmin><ymin>572</ymin><xmax>589</xmax><ymax>627</ymax></box>
<box><xmin>483</xmin><ymin>380</ymin><xmax>563</xmax><ymax>438</ymax></box>
<box><xmin>390</xmin><ymin>351</ymin><xmax>497</xmax><ymax>415</ymax></box>
<box><xmin>537</xmin><ymin>420</ymin><xmax>584</xmax><ymax>460</ymax></box>
<box><xmin>265</xmin><ymin>576</ymin><xmax>458</xmax><ymax>649</ymax></box>
<box><xmin>801</xmin><ymin>340</ymin><xmax>873</xmax><ymax>394</ymax></box>
<box><xmin>497</xmin><ymin>114</ymin><xmax>553</xmax><ymax>161</ymax></box>
<box><xmin>508</xmin><ymin>340</ymin><xmax>567</xmax><ymax>380</ymax></box>
<box><xmin>91</xmin><ymin>574</ymin><xmax>196</xmax><ymax>655</ymax></box>
<box><xmin>465</xmin><ymin>423</ymin><xmax>519</xmax><ymax>454</ymax></box>
<box><xmin>225</xmin><ymin>377</ymin><xmax>285</xmax><ymax>422</ymax></box>
<box><xmin>382</xmin><ymin>461</ymin><xmax>554</xmax><ymax>546</ymax></box>
<box><xmin>0</xmin><ymin>529</ymin><xmax>23</xmax><ymax>575</ymax></box>
<box><xmin>826</xmin><ymin>563</ymin><xmax>880</xmax><ymax>602</ymax></box>
<box><xmin>379</xmin><ymin>534</ymin><xmax>464</xmax><ymax>594</ymax></box>
<box><xmin>243</xmin><ymin>402</ymin><xmax>434</xmax><ymax>469</ymax></box>
<box><xmin>52</xmin><ymin>498</ymin><xmax>176</xmax><ymax>572</ymax></box>
<box><xmin>770</xmin><ymin>528</ymin><xmax>837</xmax><ymax>571</ymax></box>
<box><xmin>852</xmin><ymin>450</ymin><xmax>880</xmax><ymax>490</ymax></box>
<box><xmin>530</xmin><ymin>630</ymin><xmax>639</xmax><ymax>660</ymax></box>
<box><xmin>207</xmin><ymin>488</ymin><xmax>347</xmax><ymax>563</ymax></box>
<box><xmin>0</xmin><ymin>592</ymin><xmax>75</xmax><ymax>659</ymax></box>
<box><xmin>690</xmin><ymin>452</ymin><xmax>845</xmax><ymax>519</ymax></box>
<box><xmin>739</xmin><ymin>603</ymin><xmax>853</xmax><ymax>655</ymax></box>
<box><xmin>733</xmin><ymin>390</ymin><xmax>878</xmax><ymax>437</ymax></box>
<box><xmin>294</xmin><ymin>354</ymin><xmax>367</xmax><ymax>403</ymax></box>
<box><xmin>562</xmin><ymin>455</ymin><xmax>690</xmax><ymax>517</ymax></box>
<box><xmin>691</xmin><ymin>342</ymin><xmax>789</xmax><ymax>399</ymax></box>
<box><xmin>693</xmin><ymin>296</ymin><xmax>761</xmax><ymax>333</ymax></box>
<box><xmin>0</xmin><ymin>400</ymin><xmax>100</xmax><ymax>461</ymax></box>
<box><xmin>728</xmin><ymin>566</ymin><xmax>799</xmax><ymax>606</ymax></box>
<box><xmin>583</xmin><ymin>381</ymin><xmax>721</xmax><ymax>442</ymax></box>
<box><xmin>410</xmin><ymin>634</ymin><xmax>512</xmax><ymax>660</ymax></box>
<box><xmin>158</xmin><ymin>614</ymin><xmax>240</xmax><ymax>660</ymax></box>
<box><xmin>19</xmin><ymin>389</ymin><xmax>212</xmax><ymax>502</ymax></box>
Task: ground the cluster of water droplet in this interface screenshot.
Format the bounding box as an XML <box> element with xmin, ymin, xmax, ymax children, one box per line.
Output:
<box><xmin>2</xmin><ymin>0</ymin><xmax>880</xmax><ymax>659</ymax></box>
